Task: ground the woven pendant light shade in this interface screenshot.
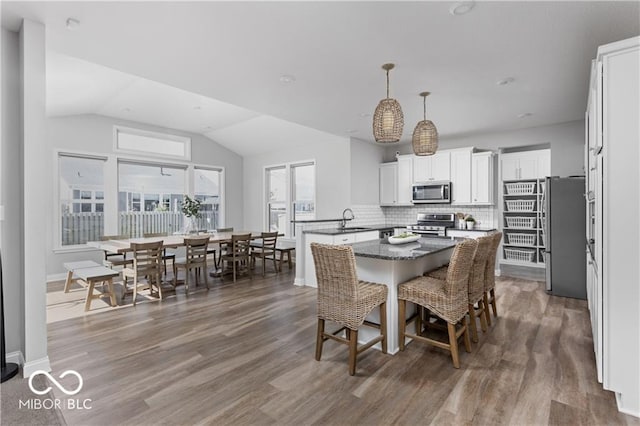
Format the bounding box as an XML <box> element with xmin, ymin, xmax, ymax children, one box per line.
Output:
<box><xmin>412</xmin><ymin>92</ymin><xmax>438</xmax><ymax>156</ymax></box>
<box><xmin>373</xmin><ymin>64</ymin><xmax>404</xmax><ymax>143</ymax></box>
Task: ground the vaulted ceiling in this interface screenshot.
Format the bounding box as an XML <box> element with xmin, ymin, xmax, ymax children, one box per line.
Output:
<box><xmin>3</xmin><ymin>1</ymin><xmax>639</xmax><ymax>156</ymax></box>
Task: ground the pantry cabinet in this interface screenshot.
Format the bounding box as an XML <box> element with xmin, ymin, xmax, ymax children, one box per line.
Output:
<box><xmin>586</xmin><ymin>36</ymin><xmax>639</xmax><ymax>417</ymax></box>
<box><xmin>379</xmin><ymin>155</ymin><xmax>413</xmax><ymax>206</ymax></box>
<box><xmin>500</xmin><ymin>150</ymin><xmax>549</xmax><ymax>180</ymax></box>
<box><xmin>471</xmin><ymin>152</ymin><xmax>494</xmax><ymax>204</ymax></box>
<box><xmin>450</xmin><ymin>150</ymin><xmax>472</xmax><ymax>204</ymax></box>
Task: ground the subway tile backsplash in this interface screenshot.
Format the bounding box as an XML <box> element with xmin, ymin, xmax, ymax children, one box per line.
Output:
<box><xmin>351</xmin><ymin>204</ymin><xmax>497</xmax><ymax>228</ymax></box>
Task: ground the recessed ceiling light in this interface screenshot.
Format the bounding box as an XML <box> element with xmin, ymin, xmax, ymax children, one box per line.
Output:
<box><xmin>517</xmin><ymin>112</ymin><xmax>533</xmax><ymax>118</ymax></box>
<box><xmin>449</xmin><ymin>1</ymin><xmax>475</xmax><ymax>16</ymax></box>
<box><xmin>66</xmin><ymin>18</ymin><xmax>80</xmax><ymax>30</ymax></box>
<box><xmin>203</xmin><ymin>126</ymin><xmax>212</xmax><ymax>131</ymax></box>
<box><xmin>193</xmin><ymin>106</ymin><xmax>202</xmax><ymax>110</ymax></box>
<box><xmin>279</xmin><ymin>74</ymin><xmax>296</xmax><ymax>84</ymax></box>
<box><xmin>497</xmin><ymin>77</ymin><xmax>515</xmax><ymax>86</ymax></box>
<box><xmin>122</xmin><ymin>107</ymin><xmax>131</xmax><ymax>113</ymax></box>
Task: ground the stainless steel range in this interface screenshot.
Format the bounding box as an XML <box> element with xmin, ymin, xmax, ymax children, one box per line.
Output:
<box><xmin>406</xmin><ymin>213</ymin><xmax>455</xmax><ymax>236</ymax></box>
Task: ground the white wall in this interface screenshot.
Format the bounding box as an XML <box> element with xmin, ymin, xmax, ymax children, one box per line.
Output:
<box><xmin>350</xmin><ymin>138</ymin><xmax>385</xmax><ymax>205</ymax></box>
<box><xmin>243</xmin><ymin>136</ymin><xmax>351</xmax><ymax>232</ymax></box>
<box><xmin>45</xmin><ymin>114</ymin><xmax>244</xmax><ymax>276</ymax></box>
<box><xmin>1</xmin><ymin>28</ymin><xmax>24</xmax><ymax>361</ymax></box>
<box><xmin>385</xmin><ymin>120</ymin><xmax>585</xmax><ymax>176</ymax></box>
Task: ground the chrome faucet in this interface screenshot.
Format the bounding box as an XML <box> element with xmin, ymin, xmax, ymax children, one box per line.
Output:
<box><xmin>341</xmin><ymin>208</ymin><xmax>355</xmax><ymax>229</ymax></box>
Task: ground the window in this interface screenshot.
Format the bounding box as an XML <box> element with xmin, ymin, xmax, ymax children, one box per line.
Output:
<box><xmin>58</xmin><ymin>154</ymin><xmax>106</xmax><ymax>246</ymax></box>
<box><xmin>194</xmin><ymin>167</ymin><xmax>223</xmax><ymax>230</ymax></box>
<box><xmin>265</xmin><ymin>161</ymin><xmax>315</xmax><ymax>238</ymax></box>
<box><xmin>118</xmin><ymin>161</ymin><xmax>186</xmax><ymax>237</ymax></box>
<box><xmin>114</xmin><ymin>126</ymin><xmax>191</xmax><ymax>161</ymax></box>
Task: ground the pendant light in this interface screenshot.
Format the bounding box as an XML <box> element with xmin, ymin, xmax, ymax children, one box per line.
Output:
<box><xmin>373</xmin><ymin>63</ymin><xmax>404</xmax><ymax>143</ymax></box>
<box><xmin>412</xmin><ymin>92</ymin><xmax>438</xmax><ymax>156</ymax></box>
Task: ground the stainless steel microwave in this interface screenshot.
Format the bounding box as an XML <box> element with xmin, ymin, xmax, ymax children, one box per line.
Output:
<box><xmin>412</xmin><ymin>181</ymin><xmax>451</xmax><ymax>204</ymax></box>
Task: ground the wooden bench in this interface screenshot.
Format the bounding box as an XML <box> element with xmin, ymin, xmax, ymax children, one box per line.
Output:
<box><xmin>63</xmin><ymin>262</ymin><xmax>119</xmax><ymax>311</ymax></box>
<box><xmin>249</xmin><ymin>240</ymin><xmax>295</xmax><ymax>272</ymax></box>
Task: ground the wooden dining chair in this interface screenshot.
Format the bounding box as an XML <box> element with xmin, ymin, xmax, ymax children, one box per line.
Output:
<box><xmin>143</xmin><ymin>232</ymin><xmax>176</xmax><ymax>276</ymax></box>
<box><xmin>426</xmin><ymin>235</ymin><xmax>493</xmax><ymax>343</ymax></box>
<box><xmin>173</xmin><ymin>236</ymin><xmax>209</xmax><ymax>294</ymax></box>
<box><xmin>214</xmin><ymin>227</ymin><xmax>234</xmax><ymax>268</ymax></box>
<box><xmin>398</xmin><ymin>238</ymin><xmax>478</xmax><ymax>368</ymax></box>
<box><xmin>122</xmin><ymin>240</ymin><xmax>164</xmax><ymax>306</ymax></box>
<box><xmin>220</xmin><ymin>233</ymin><xmax>252</xmax><ymax>282</ymax></box>
<box><xmin>100</xmin><ymin>234</ymin><xmax>133</xmax><ymax>269</ymax></box>
<box><xmin>251</xmin><ymin>232</ymin><xmax>278</xmax><ymax>276</ymax></box>
<box><xmin>311</xmin><ymin>242</ymin><xmax>388</xmax><ymax>376</ymax></box>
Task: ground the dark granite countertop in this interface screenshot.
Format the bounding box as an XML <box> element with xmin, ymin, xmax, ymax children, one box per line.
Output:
<box><xmin>350</xmin><ymin>236</ymin><xmax>459</xmax><ymax>260</ymax></box>
<box><xmin>304</xmin><ymin>224</ymin><xmax>409</xmax><ymax>235</ymax></box>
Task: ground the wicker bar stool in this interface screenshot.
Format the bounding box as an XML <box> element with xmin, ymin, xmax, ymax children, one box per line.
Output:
<box><xmin>398</xmin><ymin>239</ymin><xmax>478</xmax><ymax>368</ymax></box>
<box><xmin>425</xmin><ymin>235</ymin><xmax>493</xmax><ymax>343</ymax></box>
<box><xmin>310</xmin><ymin>243</ymin><xmax>388</xmax><ymax>376</ymax></box>
<box><xmin>483</xmin><ymin>232</ymin><xmax>503</xmax><ymax>326</ymax></box>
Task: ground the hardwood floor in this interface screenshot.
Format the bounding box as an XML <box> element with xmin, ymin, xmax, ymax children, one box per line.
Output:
<box><xmin>43</xmin><ymin>269</ymin><xmax>639</xmax><ymax>425</ymax></box>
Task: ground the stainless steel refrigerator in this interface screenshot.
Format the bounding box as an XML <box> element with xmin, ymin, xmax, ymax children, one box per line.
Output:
<box><xmin>542</xmin><ymin>176</ymin><xmax>587</xmax><ymax>299</ymax></box>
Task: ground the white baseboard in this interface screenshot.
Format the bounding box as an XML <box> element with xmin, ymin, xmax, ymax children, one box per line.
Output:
<box><xmin>495</xmin><ymin>268</ymin><xmax>501</xmax><ymax>277</ymax></box>
<box><xmin>293</xmin><ymin>278</ymin><xmax>305</xmax><ymax>287</ymax></box>
<box><xmin>616</xmin><ymin>392</ymin><xmax>640</xmax><ymax>418</ymax></box>
<box><xmin>46</xmin><ymin>272</ymin><xmax>67</xmax><ymax>283</ymax></box>
<box><xmin>5</xmin><ymin>350</ymin><xmax>24</xmax><ymax>366</ymax></box>
<box><xmin>22</xmin><ymin>356</ymin><xmax>51</xmax><ymax>378</ymax></box>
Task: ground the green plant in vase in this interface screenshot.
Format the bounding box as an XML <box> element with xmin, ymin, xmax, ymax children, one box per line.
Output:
<box><xmin>181</xmin><ymin>195</ymin><xmax>201</xmax><ymax>234</ymax></box>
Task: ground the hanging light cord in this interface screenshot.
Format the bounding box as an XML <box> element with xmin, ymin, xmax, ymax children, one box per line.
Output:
<box><xmin>386</xmin><ymin>69</ymin><xmax>390</xmax><ymax>99</ymax></box>
<box><xmin>423</xmin><ymin>95</ymin><xmax>427</xmax><ymax>120</ymax></box>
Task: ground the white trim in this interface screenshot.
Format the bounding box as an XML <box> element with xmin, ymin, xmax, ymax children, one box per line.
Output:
<box><xmin>113</xmin><ymin>125</ymin><xmax>191</xmax><ymax>161</ymax></box>
<box><xmin>193</xmin><ymin>164</ymin><xmax>226</xmax><ymax>228</ymax></box>
<box><xmin>616</xmin><ymin>392</ymin><xmax>640</xmax><ymax>418</ymax></box>
<box><xmin>293</xmin><ymin>278</ymin><xmax>305</xmax><ymax>286</ymax></box>
<box><xmin>22</xmin><ymin>356</ymin><xmax>51</xmax><ymax>378</ymax></box>
<box><xmin>5</xmin><ymin>350</ymin><xmax>25</xmax><ymax>366</ymax></box>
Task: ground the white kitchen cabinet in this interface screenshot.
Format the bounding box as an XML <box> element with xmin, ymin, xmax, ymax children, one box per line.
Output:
<box><xmin>500</xmin><ymin>150</ymin><xmax>549</xmax><ymax>180</ymax></box>
<box><xmin>355</xmin><ymin>230</ymin><xmax>380</xmax><ymax>242</ymax></box>
<box><xmin>396</xmin><ymin>155</ymin><xmax>414</xmax><ymax>205</ymax></box>
<box><xmin>587</xmin><ymin>36</ymin><xmax>639</xmax><ymax>417</ymax></box>
<box><xmin>413</xmin><ymin>152</ymin><xmax>450</xmax><ymax>183</ymax></box>
<box><xmin>450</xmin><ymin>149</ymin><xmax>472</xmax><ymax>204</ymax></box>
<box><xmin>471</xmin><ymin>152</ymin><xmax>494</xmax><ymax>205</ymax></box>
<box><xmin>379</xmin><ymin>163</ymin><xmax>397</xmax><ymax>206</ymax></box>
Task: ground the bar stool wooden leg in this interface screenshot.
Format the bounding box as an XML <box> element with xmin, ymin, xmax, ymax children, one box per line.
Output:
<box><xmin>468</xmin><ymin>303</ymin><xmax>479</xmax><ymax>343</ymax></box>
<box><xmin>462</xmin><ymin>317</ymin><xmax>472</xmax><ymax>353</ymax></box>
<box><xmin>398</xmin><ymin>299</ymin><xmax>407</xmax><ymax>351</ymax></box>
<box><xmin>490</xmin><ymin>288</ymin><xmax>498</xmax><ymax>317</ymax></box>
<box><xmin>379</xmin><ymin>302</ymin><xmax>387</xmax><ymax>354</ymax></box>
<box><xmin>315</xmin><ymin>319</ymin><xmax>325</xmax><ymax>361</ymax></box>
<box><xmin>348</xmin><ymin>329</ymin><xmax>358</xmax><ymax>376</ymax></box>
<box><xmin>479</xmin><ymin>300</ymin><xmax>488</xmax><ymax>332</ymax></box>
<box><xmin>483</xmin><ymin>292</ymin><xmax>492</xmax><ymax>326</ymax></box>
<box><xmin>447</xmin><ymin>322</ymin><xmax>460</xmax><ymax>369</ymax></box>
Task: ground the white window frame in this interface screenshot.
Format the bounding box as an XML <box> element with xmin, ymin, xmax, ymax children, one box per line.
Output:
<box><xmin>263</xmin><ymin>159</ymin><xmax>316</xmax><ymax>239</ymax></box>
<box><xmin>113</xmin><ymin>125</ymin><xmax>192</xmax><ymax>161</ymax></box>
<box><xmin>193</xmin><ymin>164</ymin><xmax>226</xmax><ymax>229</ymax></box>
<box><xmin>53</xmin><ymin>150</ymin><xmax>108</xmax><ymax>252</ymax></box>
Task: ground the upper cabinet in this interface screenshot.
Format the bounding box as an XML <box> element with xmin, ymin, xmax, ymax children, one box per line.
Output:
<box><xmin>501</xmin><ymin>150</ymin><xmax>550</xmax><ymax>180</ymax></box>
<box><xmin>379</xmin><ymin>155</ymin><xmax>413</xmax><ymax>206</ymax></box>
<box><xmin>413</xmin><ymin>152</ymin><xmax>450</xmax><ymax>183</ymax></box>
<box><xmin>471</xmin><ymin>152</ymin><xmax>494</xmax><ymax>204</ymax></box>
<box><xmin>379</xmin><ymin>162</ymin><xmax>398</xmax><ymax>206</ymax></box>
<box><xmin>450</xmin><ymin>149</ymin><xmax>472</xmax><ymax>204</ymax></box>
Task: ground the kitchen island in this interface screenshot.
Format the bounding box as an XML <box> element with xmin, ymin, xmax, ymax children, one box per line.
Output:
<box><xmin>350</xmin><ymin>237</ymin><xmax>458</xmax><ymax>354</ymax></box>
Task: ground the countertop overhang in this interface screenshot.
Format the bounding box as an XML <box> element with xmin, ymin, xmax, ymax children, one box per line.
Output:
<box><xmin>303</xmin><ymin>224</ymin><xmax>407</xmax><ymax>235</ymax></box>
<box><xmin>350</xmin><ymin>236</ymin><xmax>460</xmax><ymax>261</ymax></box>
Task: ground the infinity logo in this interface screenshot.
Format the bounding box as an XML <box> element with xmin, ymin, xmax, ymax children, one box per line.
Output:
<box><xmin>28</xmin><ymin>370</ymin><xmax>83</xmax><ymax>396</ymax></box>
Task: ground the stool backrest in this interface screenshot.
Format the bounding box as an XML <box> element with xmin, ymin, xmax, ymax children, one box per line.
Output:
<box><xmin>311</xmin><ymin>243</ymin><xmax>358</xmax><ymax>299</ymax></box>
<box><xmin>445</xmin><ymin>239</ymin><xmax>479</xmax><ymax>297</ymax></box>
<box><xmin>484</xmin><ymin>232</ymin><xmax>503</xmax><ymax>291</ymax></box>
<box><xmin>467</xmin><ymin>235</ymin><xmax>493</xmax><ymax>302</ymax></box>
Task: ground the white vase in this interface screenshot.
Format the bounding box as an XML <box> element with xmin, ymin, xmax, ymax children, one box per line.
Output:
<box><xmin>458</xmin><ymin>219</ymin><xmax>466</xmax><ymax>229</ymax></box>
<box><xmin>466</xmin><ymin>221</ymin><xmax>475</xmax><ymax>230</ymax></box>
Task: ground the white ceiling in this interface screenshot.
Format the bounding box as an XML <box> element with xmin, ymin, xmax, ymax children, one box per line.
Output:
<box><xmin>3</xmin><ymin>1</ymin><xmax>639</xmax><ymax>156</ymax></box>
